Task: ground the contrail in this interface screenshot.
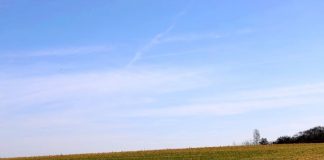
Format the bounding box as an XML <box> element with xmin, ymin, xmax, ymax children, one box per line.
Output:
<box><xmin>126</xmin><ymin>2</ymin><xmax>192</xmax><ymax>67</ymax></box>
<box><xmin>126</xmin><ymin>23</ymin><xmax>175</xmax><ymax>67</ymax></box>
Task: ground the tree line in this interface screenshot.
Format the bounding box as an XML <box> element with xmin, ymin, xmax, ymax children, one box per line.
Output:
<box><xmin>273</xmin><ymin>126</ymin><xmax>324</xmax><ymax>144</ymax></box>
<box><xmin>245</xmin><ymin>126</ymin><xmax>324</xmax><ymax>145</ymax></box>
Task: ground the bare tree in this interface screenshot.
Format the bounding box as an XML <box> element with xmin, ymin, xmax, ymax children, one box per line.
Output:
<box><xmin>253</xmin><ymin>129</ymin><xmax>261</xmax><ymax>145</ymax></box>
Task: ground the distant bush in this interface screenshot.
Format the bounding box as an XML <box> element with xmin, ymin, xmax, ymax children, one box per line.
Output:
<box><xmin>259</xmin><ymin>138</ymin><xmax>269</xmax><ymax>145</ymax></box>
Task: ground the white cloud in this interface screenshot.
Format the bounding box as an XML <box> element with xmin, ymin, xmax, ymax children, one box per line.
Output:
<box><xmin>1</xmin><ymin>45</ymin><xmax>111</xmax><ymax>58</ymax></box>
<box><xmin>236</xmin><ymin>83</ymin><xmax>324</xmax><ymax>100</ymax></box>
<box><xmin>0</xmin><ymin>66</ymin><xmax>212</xmax><ymax>157</ymax></box>
<box><xmin>0</xmin><ymin>68</ymin><xmax>210</xmax><ymax>111</ymax></box>
<box><xmin>133</xmin><ymin>82</ymin><xmax>324</xmax><ymax>117</ymax></box>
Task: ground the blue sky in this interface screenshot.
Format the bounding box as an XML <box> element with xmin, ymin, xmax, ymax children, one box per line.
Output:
<box><xmin>1</xmin><ymin>0</ymin><xmax>324</xmax><ymax>157</ymax></box>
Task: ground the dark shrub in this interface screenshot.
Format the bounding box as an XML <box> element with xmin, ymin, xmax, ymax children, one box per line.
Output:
<box><xmin>259</xmin><ymin>138</ymin><xmax>269</xmax><ymax>145</ymax></box>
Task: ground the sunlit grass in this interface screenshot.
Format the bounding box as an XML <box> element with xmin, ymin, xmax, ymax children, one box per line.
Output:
<box><xmin>2</xmin><ymin>143</ymin><xmax>324</xmax><ymax>160</ymax></box>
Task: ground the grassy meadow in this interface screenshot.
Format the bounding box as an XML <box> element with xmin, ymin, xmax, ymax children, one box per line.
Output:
<box><xmin>2</xmin><ymin>143</ymin><xmax>324</xmax><ymax>160</ymax></box>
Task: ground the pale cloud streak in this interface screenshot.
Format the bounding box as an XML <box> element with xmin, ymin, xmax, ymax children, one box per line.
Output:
<box><xmin>0</xmin><ymin>68</ymin><xmax>210</xmax><ymax>111</ymax></box>
<box><xmin>126</xmin><ymin>30</ymin><xmax>222</xmax><ymax>66</ymax></box>
<box><xmin>1</xmin><ymin>45</ymin><xmax>111</xmax><ymax>58</ymax></box>
<box><xmin>127</xmin><ymin>6</ymin><xmax>189</xmax><ymax>67</ymax></box>
<box><xmin>160</xmin><ymin>33</ymin><xmax>222</xmax><ymax>43</ymax></box>
<box><xmin>134</xmin><ymin>82</ymin><xmax>324</xmax><ymax>117</ymax></box>
<box><xmin>126</xmin><ymin>24</ymin><xmax>174</xmax><ymax>67</ymax></box>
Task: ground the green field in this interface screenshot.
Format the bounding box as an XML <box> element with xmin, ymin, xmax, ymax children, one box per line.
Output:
<box><xmin>2</xmin><ymin>143</ymin><xmax>324</xmax><ymax>160</ymax></box>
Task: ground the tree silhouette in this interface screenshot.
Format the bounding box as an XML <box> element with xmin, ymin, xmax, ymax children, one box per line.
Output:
<box><xmin>274</xmin><ymin>126</ymin><xmax>324</xmax><ymax>144</ymax></box>
<box><xmin>259</xmin><ymin>138</ymin><xmax>269</xmax><ymax>145</ymax></box>
<box><xmin>253</xmin><ymin>129</ymin><xmax>261</xmax><ymax>145</ymax></box>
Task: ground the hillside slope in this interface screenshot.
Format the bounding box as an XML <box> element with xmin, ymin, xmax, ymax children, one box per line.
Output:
<box><xmin>2</xmin><ymin>143</ymin><xmax>324</xmax><ymax>160</ymax></box>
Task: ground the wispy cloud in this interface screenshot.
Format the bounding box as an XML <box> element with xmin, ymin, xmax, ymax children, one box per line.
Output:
<box><xmin>126</xmin><ymin>6</ymin><xmax>189</xmax><ymax>67</ymax></box>
<box><xmin>126</xmin><ymin>24</ymin><xmax>174</xmax><ymax>67</ymax></box>
<box><xmin>0</xmin><ymin>66</ymin><xmax>210</xmax><ymax>153</ymax></box>
<box><xmin>127</xmin><ymin>32</ymin><xmax>222</xmax><ymax>62</ymax></box>
<box><xmin>160</xmin><ymin>33</ymin><xmax>222</xmax><ymax>43</ymax></box>
<box><xmin>1</xmin><ymin>45</ymin><xmax>111</xmax><ymax>58</ymax></box>
<box><xmin>133</xmin><ymin>82</ymin><xmax>324</xmax><ymax>117</ymax></box>
<box><xmin>139</xmin><ymin>46</ymin><xmax>218</xmax><ymax>60</ymax></box>
<box><xmin>0</xmin><ymin>67</ymin><xmax>210</xmax><ymax>111</ymax></box>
